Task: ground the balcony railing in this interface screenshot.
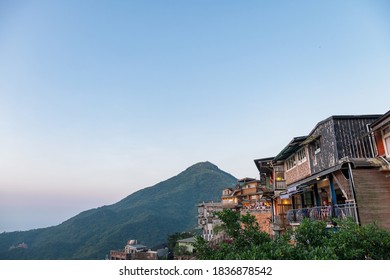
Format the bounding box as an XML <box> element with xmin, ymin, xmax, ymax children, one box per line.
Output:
<box><xmin>241</xmin><ymin>208</ymin><xmax>272</xmax><ymax>214</ymax></box>
<box><xmin>274</xmin><ymin>181</ymin><xmax>286</xmax><ymax>190</ymax></box>
<box><xmin>286</xmin><ymin>203</ymin><xmax>358</xmax><ymax>225</ymax></box>
<box><xmin>242</xmin><ymin>204</ymin><xmax>272</xmax><ymax>213</ymax></box>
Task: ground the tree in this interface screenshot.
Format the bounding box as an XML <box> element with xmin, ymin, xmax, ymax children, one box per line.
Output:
<box><xmin>167</xmin><ymin>232</ymin><xmax>193</xmax><ymax>252</ymax></box>
<box><xmin>326</xmin><ymin>219</ymin><xmax>390</xmax><ymax>259</ymax></box>
<box><xmin>194</xmin><ymin>209</ymin><xmax>390</xmax><ymax>260</ymax></box>
<box><xmin>166</xmin><ymin>231</ymin><xmax>195</xmax><ymax>259</ymax></box>
<box><xmin>194</xmin><ymin>209</ymin><xmax>272</xmax><ymax>259</ymax></box>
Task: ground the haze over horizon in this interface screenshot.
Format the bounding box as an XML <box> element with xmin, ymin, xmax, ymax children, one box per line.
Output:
<box><xmin>1</xmin><ymin>0</ymin><xmax>389</xmax><ymax>232</ymax></box>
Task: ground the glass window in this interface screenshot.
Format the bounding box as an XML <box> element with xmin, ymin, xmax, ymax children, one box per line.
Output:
<box><xmin>286</xmin><ymin>155</ymin><xmax>296</xmax><ymax>170</ymax></box>
<box><xmin>297</xmin><ymin>148</ymin><xmax>307</xmax><ymax>164</ymax></box>
<box><xmin>314</xmin><ymin>139</ymin><xmax>321</xmax><ymax>154</ymax></box>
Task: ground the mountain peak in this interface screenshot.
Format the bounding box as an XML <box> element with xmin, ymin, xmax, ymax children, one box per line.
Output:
<box><xmin>0</xmin><ymin>161</ymin><xmax>237</xmax><ymax>259</ymax></box>
<box><xmin>188</xmin><ymin>161</ymin><xmax>218</xmax><ymax>170</ymax></box>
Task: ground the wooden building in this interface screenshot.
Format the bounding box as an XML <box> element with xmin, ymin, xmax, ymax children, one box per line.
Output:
<box><xmin>370</xmin><ymin>110</ymin><xmax>390</xmax><ymax>160</ymax></box>
<box><xmin>254</xmin><ymin>113</ymin><xmax>390</xmax><ymax>235</ymax></box>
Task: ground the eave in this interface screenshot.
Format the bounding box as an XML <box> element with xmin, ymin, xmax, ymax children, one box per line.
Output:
<box><xmin>273</xmin><ymin>136</ymin><xmax>307</xmax><ymax>162</ymax></box>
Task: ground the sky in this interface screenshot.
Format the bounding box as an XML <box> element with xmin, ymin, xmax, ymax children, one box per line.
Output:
<box><xmin>0</xmin><ymin>0</ymin><xmax>389</xmax><ymax>232</ymax></box>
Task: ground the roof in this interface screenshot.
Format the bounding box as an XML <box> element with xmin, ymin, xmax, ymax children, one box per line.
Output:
<box><xmin>347</xmin><ymin>157</ymin><xmax>388</xmax><ymax>168</ymax></box>
<box><xmin>253</xmin><ymin>157</ymin><xmax>274</xmax><ymax>173</ymax></box>
<box><xmin>197</xmin><ymin>201</ymin><xmax>222</xmax><ymax>207</ymax></box>
<box><xmin>273</xmin><ymin>136</ymin><xmax>307</xmax><ymax>161</ymax></box>
<box><xmin>370</xmin><ymin>110</ymin><xmax>390</xmax><ymax>130</ymax></box>
<box><xmin>273</xmin><ymin>114</ymin><xmax>382</xmax><ymax>163</ymax></box>
<box><xmin>177</xmin><ymin>237</ymin><xmax>196</xmax><ymax>244</ymax></box>
<box><xmin>127</xmin><ymin>244</ymin><xmax>148</xmax><ymax>249</ymax></box>
<box><xmin>307</xmin><ymin>114</ymin><xmax>381</xmax><ymax>136</ymax></box>
<box><xmin>238</xmin><ymin>177</ymin><xmax>257</xmax><ymax>183</ymax></box>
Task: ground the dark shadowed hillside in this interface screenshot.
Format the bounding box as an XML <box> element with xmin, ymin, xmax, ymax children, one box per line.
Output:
<box><xmin>0</xmin><ymin>161</ymin><xmax>237</xmax><ymax>259</ymax></box>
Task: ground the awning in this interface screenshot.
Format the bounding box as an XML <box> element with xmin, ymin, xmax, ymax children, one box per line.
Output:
<box><xmin>284</xmin><ymin>163</ymin><xmax>344</xmax><ymax>194</ymax></box>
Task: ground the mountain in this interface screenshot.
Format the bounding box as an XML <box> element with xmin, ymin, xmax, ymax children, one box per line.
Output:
<box><xmin>0</xmin><ymin>161</ymin><xmax>237</xmax><ymax>259</ymax></box>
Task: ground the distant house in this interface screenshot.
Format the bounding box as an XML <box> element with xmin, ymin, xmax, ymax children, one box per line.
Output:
<box><xmin>220</xmin><ymin>177</ymin><xmax>273</xmax><ymax>234</ymax></box>
<box><xmin>197</xmin><ymin>176</ymin><xmax>275</xmax><ymax>246</ymax></box>
<box><xmin>109</xmin><ymin>240</ymin><xmax>159</xmax><ymax>260</ymax></box>
<box><xmin>197</xmin><ymin>201</ymin><xmax>224</xmax><ymax>244</ymax></box>
<box><xmin>176</xmin><ymin>237</ymin><xmax>196</xmax><ymax>254</ymax></box>
<box><xmin>254</xmin><ymin>113</ymin><xmax>390</xmax><ymax>236</ymax></box>
<box><xmin>9</xmin><ymin>242</ymin><xmax>28</xmax><ymax>251</ymax></box>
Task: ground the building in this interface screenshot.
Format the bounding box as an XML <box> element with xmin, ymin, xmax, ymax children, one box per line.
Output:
<box><xmin>197</xmin><ymin>176</ymin><xmax>276</xmax><ymax>243</ymax></box>
<box><xmin>370</xmin><ymin>110</ymin><xmax>390</xmax><ymax>161</ymax></box>
<box><xmin>255</xmin><ymin>113</ymin><xmax>390</xmax><ymax>235</ymax></box>
<box><xmin>109</xmin><ymin>240</ymin><xmax>160</xmax><ymax>260</ymax></box>
<box><xmin>197</xmin><ymin>201</ymin><xmax>224</xmax><ymax>244</ymax></box>
<box><xmin>221</xmin><ymin>177</ymin><xmax>273</xmax><ymax>234</ymax></box>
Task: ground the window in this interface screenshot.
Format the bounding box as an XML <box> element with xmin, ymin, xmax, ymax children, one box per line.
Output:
<box><xmin>286</xmin><ymin>155</ymin><xmax>296</xmax><ymax>170</ymax></box>
<box><xmin>385</xmin><ymin>136</ymin><xmax>390</xmax><ymax>158</ymax></box>
<box><xmin>383</xmin><ymin>125</ymin><xmax>390</xmax><ymax>158</ymax></box>
<box><xmin>294</xmin><ymin>194</ymin><xmax>302</xmax><ymax>208</ymax></box>
<box><xmin>274</xmin><ymin>165</ymin><xmax>285</xmax><ymax>181</ymax></box>
<box><xmin>297</xmin><ymin>148</ymin><xmax>307</xmax><ymax>164</ymax></box>
<box><xmin>304</xmin><ymin>192</ymin><xmax>313</xmax><ymax>207</ymax></box>
<box><xmin>383</xmin><ymin>125</ymin><xmax>390</xmax><ymax>135</ymax></box>
<box><xmin>314</xmin><ymin>139</ymin><xmax>321</xmax><ymax>154</ymax></box>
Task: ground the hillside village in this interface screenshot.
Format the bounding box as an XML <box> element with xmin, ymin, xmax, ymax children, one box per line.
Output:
<box><xmin>194</xmin><ymin>111</ymin><xmax>390</xmax><ymax>257</ymax></box>
<box><xmin>108</xmin><ymin>110</ymin><xmax>390</xmax><ymax>260</ymax></box>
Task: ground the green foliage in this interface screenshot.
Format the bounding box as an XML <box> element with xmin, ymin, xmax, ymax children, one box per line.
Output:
<box><xmin>174</xmin><ymin>245</ymin><xmax>192</xmax><ymax>256</ymax></box>
<box><xmin>326</xmin><ymin>219</ymin><xmax>390</xmax><ymax>259</ymax></box>
<box><xmin>195</xmin><ymin>209</ymin><xmax>272</xmax><ymax>260</ymax></box>
<box><xmin>194</xmin><ymin>210</ymin><xmax>390</xmax><ymax>260</ymax></box>
<box><xmin>167</xmin><ymin>232</ymin><xmax>190</xmax><ymax>251</ymax></box>
<box><xmin>167</xmin><ymin>231</ymin><xmax>194</xmax><ymax>256</ymax></box>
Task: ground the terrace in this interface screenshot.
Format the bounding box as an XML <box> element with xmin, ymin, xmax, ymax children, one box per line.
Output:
<box><xmin>286</xmin><ymin>203</ymin><xmax>358</xmax><ymax>226</ymax></box>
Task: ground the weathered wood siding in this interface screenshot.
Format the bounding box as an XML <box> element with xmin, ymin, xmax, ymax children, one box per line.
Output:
<box><xmin>333</xmin><ymin>117</ymin><xmax>376</xmax><ymax>159</ymax></box>
<box><xmin>352</xmin><ymin>168</ymin><xmax>390</xmax><ymax>231</ymax></box>
<box><xmin>309</xmin><ymin>118</ymin><xmax>337</xmax><ymax>174</ymax></box>
<box><xmin>309</xmin><ymin>116</ymin><xmax>379</xmax><ymax>175</ymax></box>
<box><xmin>332</xmin><ymin>170</ymin><xmax>353</xmax><ymax>201</ymax></box>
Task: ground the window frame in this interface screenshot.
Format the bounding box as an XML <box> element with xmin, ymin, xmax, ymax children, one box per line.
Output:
<box><xmin>297</xmin><ymin>148</ymin><xmax>307</xmax><ymax>165</ymax></box>
<box><xmin>286</xmin><ymin>155</ymin><xmax>297</xmax><ymax>170</ymax></box>
<box><xmin>314</xmin><ymin>139</ymin><xmax>321</xmax><ymax>154</ymax></box>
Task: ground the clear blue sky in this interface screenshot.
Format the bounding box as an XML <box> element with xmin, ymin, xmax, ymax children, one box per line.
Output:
<box><xmin>0</xmin><ymin>0</ymin><xmax>389</xmax><ymax>232</ymax></box>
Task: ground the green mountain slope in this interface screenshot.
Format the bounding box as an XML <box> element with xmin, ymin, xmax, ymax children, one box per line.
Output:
<box><xmin>0</xmin><ymin>161</ymin><xmax>237</xmax><ymax>259</ymax></box>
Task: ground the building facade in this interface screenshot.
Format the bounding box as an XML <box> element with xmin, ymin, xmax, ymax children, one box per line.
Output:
<box><xmin>197</xmin><ymin>177</ymin><xmax>274</xmax><ymax>242</ymax></box>
<box><xmin>197</xmin><ymin>201</ymin><xmax>224</xmax><ymax>244</ymax></box>
<box><xmin>255</xmin><ymin>113</ymin><xmax>390</xmax><ymax>236</ymax></box>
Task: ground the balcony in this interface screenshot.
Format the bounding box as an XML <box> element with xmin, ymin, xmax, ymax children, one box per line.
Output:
<box><xmin>274</xmin><ymin>180</ymin><xmax>287</xmax><ymax>191</ymax></box>
<box><xmin>241</xmin><ymin>205</ymin><xmax>272</xmax><ymax>214</ymax></box>
<box><xmin>286</xmin><ymin>203</ymin><xmax>358</xmax><ymax>225</ymax></box>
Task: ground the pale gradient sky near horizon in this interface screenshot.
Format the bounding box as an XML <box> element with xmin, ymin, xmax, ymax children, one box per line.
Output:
<box><xmin>0</xmin><ymin>0</ymin><xmax>389</xmax><ymax>232</ymax></box>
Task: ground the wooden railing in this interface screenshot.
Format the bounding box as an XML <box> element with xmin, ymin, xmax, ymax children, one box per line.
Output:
<box><xmin>274</xmin><ymin>180</ymin><xmax>287</xmax><ymax>190</ymax></box>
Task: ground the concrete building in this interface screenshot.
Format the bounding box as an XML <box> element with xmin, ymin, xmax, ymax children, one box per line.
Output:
<box><xmin>197</xmin><ymin>201</ymin><xmax>224</xmax><ymax>244</ymax></box>
<box><xmin>109</xmin><ymin>240</ymin><xmax>160</xmax><ymax>260</ymax></box>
